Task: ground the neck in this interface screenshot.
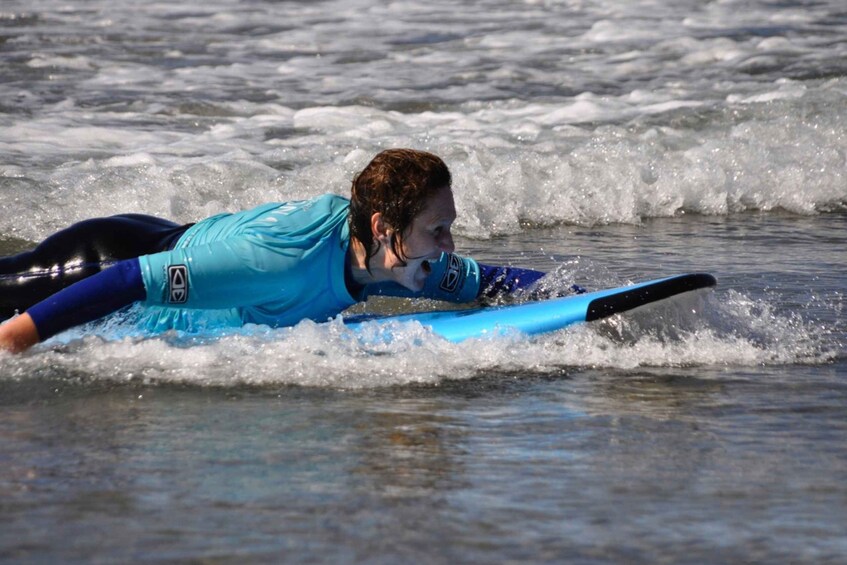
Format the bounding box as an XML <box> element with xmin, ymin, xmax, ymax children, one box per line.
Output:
<box><xmin>347</xmin><ymin>236</ymin><xmax>384</xmax><ymax>287</ymax></box>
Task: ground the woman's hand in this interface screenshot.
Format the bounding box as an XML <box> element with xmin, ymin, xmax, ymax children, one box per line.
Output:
<box><xmin>0</xmin><ymin>313</ymin><xmax>41</xmax><ymax>353</ymax></box>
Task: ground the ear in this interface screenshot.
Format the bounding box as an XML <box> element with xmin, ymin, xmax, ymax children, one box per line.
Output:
<box><xmin>371</xmin><ymin>212</ymin><xmax>392</xmax><ymax>244</ymax></box>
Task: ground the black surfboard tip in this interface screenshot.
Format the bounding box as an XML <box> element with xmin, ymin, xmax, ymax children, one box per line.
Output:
<box><xmin>585</xmin><ymin>273</ymin><xmax>717</xmax><ymax>322</ymax></box>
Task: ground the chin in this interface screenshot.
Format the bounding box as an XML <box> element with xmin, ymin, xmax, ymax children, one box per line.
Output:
<box><xmin>405</xmin><ymin>273</ymin><xmax>429</xmax><ymax>292</ymax></box>
<box><xmin>405</xmin><ymin>279</ymin><xmax>426</xmax><ymax>292</ymax></box>
<box><xmin>398</xmin><ymin>264</ymin><xmax>430</xmax><ymax>292</ymax></box>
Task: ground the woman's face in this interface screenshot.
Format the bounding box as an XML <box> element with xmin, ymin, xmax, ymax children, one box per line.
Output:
<box><xmin>390</xmin><ymin>185</ymin><xmax>456</xmax><ymax>291</ymax></box>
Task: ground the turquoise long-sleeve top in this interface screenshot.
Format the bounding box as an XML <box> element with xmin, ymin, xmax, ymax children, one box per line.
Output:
<box><xmin>25</xmin><ymin>194</ymin><xmax>549</xmax><ymax>341</ymax></box>
<box><xmin>136</xmin><ymin>194</ymin><xmax>481</xmax><ymax>332</ymax></box>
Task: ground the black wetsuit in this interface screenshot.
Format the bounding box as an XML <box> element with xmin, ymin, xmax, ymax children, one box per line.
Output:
<box><xmin>0</xmin><ymin>215</ymin><xmax>191</xmax><ymax>320</ymax></box>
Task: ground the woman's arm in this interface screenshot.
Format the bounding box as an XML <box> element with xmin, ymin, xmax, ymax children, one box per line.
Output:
<box><xmin>0</xmin><ymin>259</ymin><xmax>145</xmax><ymax>353</ymax></box>
<box><xmin>0</xmin><ymin>313</ymin><xmax>40</xmax><ymax>353</ymax></box>
<box><xmin>476</xmin><ymin>263</ymin><xmax>546</xmax><ymax>298</ymax></box>
<box><xmin>1</xmin><ymin>232</ymin><xmax>319</xmax><ymax>352</ymax></box>
<box><xmin>366</xmin><ymin>253</ymin><xmax>585</xmax><ymax>304</ymax></box>
<box><xmin>365</xmin><ymin>253</ymin><xmax>548</xmax><ymax>302</ymax></box>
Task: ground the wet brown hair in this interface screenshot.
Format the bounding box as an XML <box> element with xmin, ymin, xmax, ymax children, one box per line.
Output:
<box><xmin>349</xmin><ymin>148</ymin><xmax>452</xmax><ymax>272</ymax></box>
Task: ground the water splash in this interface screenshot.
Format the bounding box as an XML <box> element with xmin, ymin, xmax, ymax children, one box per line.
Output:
<box><xmin>1</xmin><ymin>286</ymin><xmax>835</xmax><ymax>389</ymax></box>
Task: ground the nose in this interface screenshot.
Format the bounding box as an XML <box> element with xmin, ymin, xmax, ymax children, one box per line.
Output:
<box><xmin>438</xmin><ymin>230</ymin><xmax>455</xmax><ymax>253</ymax></box>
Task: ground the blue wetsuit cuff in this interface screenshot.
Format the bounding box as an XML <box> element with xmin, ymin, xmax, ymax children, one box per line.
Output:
<box><xmin>477</xmin><ymin>263</ymin><xmax>546</xmax><ymax>298</ymax></box>
<box><xmin>28</xmin><ymin>258</ymin><xmax>146</xmax><ymax>341</ymax></box>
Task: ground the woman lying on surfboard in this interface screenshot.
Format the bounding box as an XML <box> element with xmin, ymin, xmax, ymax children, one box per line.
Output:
<box><xmin>1</xmin><ymin>149</ymin><xmax>554</xmax><ymax>353</ymax></box>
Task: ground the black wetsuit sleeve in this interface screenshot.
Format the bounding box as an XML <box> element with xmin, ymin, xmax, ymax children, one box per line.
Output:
<box><xmin>27</xmin><ymin>259</ymin><xmax>146</xmax><ymax>341</ymax></box>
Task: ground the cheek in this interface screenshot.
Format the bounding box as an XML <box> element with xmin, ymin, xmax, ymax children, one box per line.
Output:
<box><xmin>399</xmin><ymin>233</ymin><xmax>427</xmax><ymax>258</ymax></box>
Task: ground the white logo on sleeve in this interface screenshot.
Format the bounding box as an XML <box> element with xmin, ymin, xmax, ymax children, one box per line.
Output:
<box><xmin>439</xmin><ymin>253</ymin><xmax>464</xmax><ymax>293</ymax></box>
<box><xmin>168</xmin><ymin>265</ymin><xmax>188</xmax><ymax>303</ymax></box>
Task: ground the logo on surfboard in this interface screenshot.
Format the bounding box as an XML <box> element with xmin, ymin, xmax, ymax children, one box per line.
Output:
<box><xmin>168</xmin><ymin>265</ymin><xmax>188</xmax><ymax>303</ymax></box>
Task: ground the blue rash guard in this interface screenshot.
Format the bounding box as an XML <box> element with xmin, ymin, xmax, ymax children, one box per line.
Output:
<box><xmin>30</xmin><ymin>194</ymin><xmax>544</xmax><ymax>340</ymax></box>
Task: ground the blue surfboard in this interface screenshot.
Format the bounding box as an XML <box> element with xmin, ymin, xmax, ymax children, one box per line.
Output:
<box><xmin>344</xmin><ymin>273</ymin><xmax>716</xmax><ymax>342</ymax></box>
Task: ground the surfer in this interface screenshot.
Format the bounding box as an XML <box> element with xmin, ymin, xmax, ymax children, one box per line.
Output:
<box><xmin>1</xmin><ymin>149</ymin><xmax>547</xmax><ymax>353</ymax></box>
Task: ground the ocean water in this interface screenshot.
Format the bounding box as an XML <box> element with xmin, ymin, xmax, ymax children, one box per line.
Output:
<box><xmin>1</xmin><ymin>0</ymin><xmax>846</xmax><ymax>562</ymax></box>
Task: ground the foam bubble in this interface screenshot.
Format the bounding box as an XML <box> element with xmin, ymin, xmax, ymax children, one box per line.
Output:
<box><xmin>27</xmin><ymin>54</ymin><xmax>95</xmax><ymax>70</ymax></box>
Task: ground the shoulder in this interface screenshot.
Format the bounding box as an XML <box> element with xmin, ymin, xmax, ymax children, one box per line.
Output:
<box><xmin>233</xmin><ymin>194</ymin><xmax>350</xmax><ymax>247</ymax></box>
<box><xmin>311</xmin><ymin>193</ymin><xmax>350</xmax><ymax>215</ymax></box>
<box><xmin>262</xmin><ymin>194</ymin><xmax>349</xmax><ymax>219</ymax></box>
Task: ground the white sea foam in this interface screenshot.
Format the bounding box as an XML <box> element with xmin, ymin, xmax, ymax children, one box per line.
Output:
<box><xmin>0</xmin><ymin>0</ymin><xmax>844</xmax><ymax>383</ymax></box>
<box><xmin>2</xmin><ymin>79</ymin><xmax>844</xmax><ymax>241</ymax></box>
<box><xmin>0</xmin><ymin>287</ymin><xmax>834</xmax><ymax>389</ymax></box>
<box><xmin>2</xmin><ymin>0</ymin><xmax>845</xmax><ymax>240</ymax></box>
